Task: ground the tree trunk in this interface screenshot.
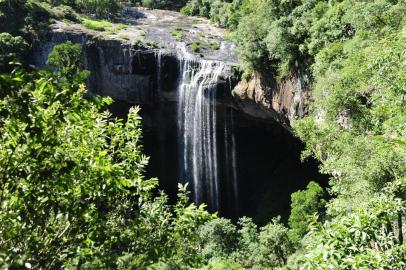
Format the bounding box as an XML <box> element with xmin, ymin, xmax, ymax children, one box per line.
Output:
<box><xmin>398</xmin><ymin>212</ymin><xmax>403</xmax><ymax>245</ymax></box>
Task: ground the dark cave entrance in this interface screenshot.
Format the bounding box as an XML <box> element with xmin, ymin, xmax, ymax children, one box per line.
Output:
<box><xmin>109</xmin><ymin>100</ymin><xmax>328</xmax><ymax>224</ymax></box>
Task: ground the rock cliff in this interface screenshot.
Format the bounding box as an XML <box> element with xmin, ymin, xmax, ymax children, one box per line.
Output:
<box><xmin>232</xmin><ymin>70</ymin><xmax>311</xmax><ymax>127</ymax></box>
<box><xmin>33</xmin><ymin>8</ymin><xmax>310</xmax><ymax>127</ymax></box>
<box><xmin>33</xmin><ymin>8</ymin><xmax>237</xmax><ymax>104</ymax></box>
<box><xmin>32</xmin><ymin>8</ymin><xmax>322</xmax><ymax>220</ymax></box>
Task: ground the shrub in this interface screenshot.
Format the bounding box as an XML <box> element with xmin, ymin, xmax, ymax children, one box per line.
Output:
<box><xmin>199</xmin><ymin>218</ymin><xmax>238</xmax><ymax>261</ymax></box>
<box><xmin>76</xmin><ymin>0</ymin><xmax>121</xmax><ymax>19</ymax></box>
<box><xmin>0</xmin><ymin>0</ymin><xmax>52</xmax><ymax>40</ymax></box>
<box><xmin>37</xmin><ymin>1</ymin><xmax>80</xmax><ymax>21</ymax></box>
<box><xmin>201</xmin><ymin>258</ymin><xmax>243</xmax><ymax>270</ymax></box>
<box><xmin>288</xmin><ymin>181</ymin><xmax>326</xmax><ymax>244</ymax></box>
<box><xmin>256</xmin><ymin>217</ymin><xmax>294</xmax><ymax>267</ymax></box>
<box><xmin>46</xmin><ymin>41</ymin><xmax>86</xmax><ymax>78</ymax></box>
<box><xmin>197</xmin><ymin>216</ymin><xmax>294</xmax><ymax>269</ymax></box>
<box><xmin>141</xmin><ymin>0</ymin><xmax>187</xmax><ymax>10</ymax></box>
<box><xmin>0</xmin><ymin>32</ymin><xmax>28</xmax><ymax>71</ymax></box>
<box><xmin>303</xmin><ymin>195</ymin><xmax>406</xmax><ymax>269</ymax></box>
<box><xmin>191</xmin><ymin>41</ymin><xmax>202</xmax><ymax>52</ymax></box>
<box><xmin>181</xmin><ymin>0</ymin><xmax>242</xmax><ymax>28</ymax></box>
<box><xmin>180</xmin><ymin>5</ymin><xmax>191</xmax><ymax>15</ymax></box>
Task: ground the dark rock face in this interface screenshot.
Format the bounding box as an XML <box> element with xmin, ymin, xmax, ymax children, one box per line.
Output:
<box><xmin>109</xmin><ymin>100</ymin><xmax>326</xmax><ymax>223</ymax></box>
<box><xmin>33</xmin><ymin>29</ymin><xmax>236</xmax><ymax>105</ymax></box>
<box><xmin>85</xmin><ymin>42</ymin><xmax>178</xmax><ymax>104</ymax></box>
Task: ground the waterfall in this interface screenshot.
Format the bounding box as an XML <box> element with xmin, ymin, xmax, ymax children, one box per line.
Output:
<box><xmin>155</xmin><ymin>50</ymin><xmax>163</xmax><ymax>94</ymax></box>
<box><xmin>224</xmin><ymin>103</ymin><xmax>239</xmax><ymax>215</ymax></box>
<box><xmin>177</xmin><ymin>58</ymin><xmax>238</xmax><ymax>213</ymax></box>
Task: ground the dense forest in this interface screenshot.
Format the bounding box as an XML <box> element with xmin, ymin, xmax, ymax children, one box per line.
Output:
<box><xmin>0</xmin><ymin>0</ymin><xmax>405</xmax><ymax>269</ymax></box>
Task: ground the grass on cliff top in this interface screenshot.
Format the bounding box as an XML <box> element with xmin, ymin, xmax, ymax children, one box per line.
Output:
<box><xmin>210</xmin><ymin>42</ymin><xmax>220</xmax><ymax>50</ymax></box>
<box><xmin>171</xmin><ymin>28</ymin><xmax>183</xmax><ymax>41</ymax></box>
<box><xmin>191</xmin><ymin>42</ymin><xmax>203</xmax><ymax>53</ymax></box>
<box><xmin>82</xmin><ymin>17</ymin><xmax>113</xmax><ymax>31</ymax></box>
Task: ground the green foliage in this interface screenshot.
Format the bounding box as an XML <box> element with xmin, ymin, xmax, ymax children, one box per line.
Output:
<box><xmin>0</xmin><ymin>0</ymin><xmax>81</xmax><ymax>38</ymax></box>
<box><xmin>0</xmin><ymin>0</ymin><xmax>52</xmax><ymax>41</ymax></box>
<box><xmin>231</xmin><ymin>4</ymin><xmax>271</xmax><ymax>75</ymax></box>
<box><xmin>197</xmin><ymin>216</ymin><xmax>293</xmax><ymax>269</ymax></box>
<box><xmin>0</xmin><ymin>0</ymin><xmax>81</xmax><ymax>71</ymax></box>
<box><xmin>182</xmin><ymin>0</ymin><xmax>406</xmax><ymax>79</ymax></box>
<box><xmin>294</xmin><ymin>23</ymin><xmax>406</xmax><ymax>215</ymax></box>
<box><xmin>302</xmin><ymin>193</ymin><xmax>406</xmax><ymax>270</ymax></box>
<box><xmin>199</xmin><ymin>258</ymin><xmax>243</xmax><ymax>270</ymax></box>
<box><xmin>81</xmin><ymin>16</ymin><xmax>113</xmax><ymax>31</ymax></box>
<box><xmin>210</xmin><ymin>42</ymin><xmax>220</xmax><ymax>50</ymax></box>
<box><xmin>182</xmin><ymin>0</ymin><xmax>242</xmax><ymax>29</ymax></box>
<box><xmin>191</xmin><ymin>41</ymin><xmax>203</xmax><ymax>53</ymax></box>
<box><xmin>199</xmin><ymin>218</ymin><xmax>238</xmax><ymax>260</ymax></box>
<box><xmin>0</xmin><ymin>33</ymin><xmax>28</xmax><ymax>71</ymax></box>
<box><xmin>182</xmin><ymin>0</ymin><xmax>298</xmax><ymax>76</ymax></box>
<box><xmin>0</xmin><ymin>47</ymin><xmax>214</xmax><ymax>268</ymax></box>
<box><xmin>76</xmin><ymin>0</ymin><xmax>121</xmax><ymax>19</ymax></box>
<box><xmin>0</xmin><ymin>1</ymin><xmax>404</xmax><ymax>269</ymax></box>
<box><xmin>46</xmin><ymin>41</ymin><xmax>88</xmax><ymax>79</ymax></box>
<box><xmin>180</xmin><ymin>5</ymin><xmax>191</xmax><ymax>15</ymax></box>
<box><xmin>256</xmin><ymin>217</ymin><xmax>293</xmax><ymax>267</ymax></box>
<box><xmin>288</xmin><ymin>181</ymin><xmax>326</xmax><ymax>244</ymax></box>
<box><xmin>146</xmin><ymin>40</ymin><xmax>160</xmax><ymax>48</ymax></box>
<box><xmin>37</xmin><ymin>1</ymin><xmax>80</xmax><ymax>21</ymax></box>
<box><xmin>171</xmin><ymin>28</ymin><xmax>183</xmax><ymax>41</ymax></box>
<box><xmin>289</xmin><ymin>0</ymin><xmax>406</xmax><ymax>268</ymax></box>
<box><xmin>141</xmin><ymin>0</ymin><xmax>188</xmax><ymax>10</ymax></box>
<box><xmin>232</xmin><ymin>217</ymin><xmax>258</xmax><ymax>267</ymax></box>
<box><xmin>183</xmin><ymin>0</ymin><xmax>406</xmax><ymax>268</ymax></box>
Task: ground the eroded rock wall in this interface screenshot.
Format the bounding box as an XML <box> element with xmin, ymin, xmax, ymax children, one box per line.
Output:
<box><xmin>34</xmin><ymin>31</ymin><xmax>180</xmax><ymax>104</ymax></box>
<box><xmin>232</xmin><ymin>71</ymin><xmax>312</xmax><ymax>127</ymax></box>
<box><xmin>34</xmin><ymin>18</ymin><xmax>312</xmax><ymax>127</ymax></box>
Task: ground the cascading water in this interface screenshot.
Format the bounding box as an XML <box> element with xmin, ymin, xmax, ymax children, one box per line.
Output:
<box><xmin>155</xmin><ymin>50</ymin><xmax>163</xmax><ymax>94</ymax></box>
<box><xmin>177</xmin><ymin>58</ymin><xmax>238</xmax><ymax>214</ymax></box>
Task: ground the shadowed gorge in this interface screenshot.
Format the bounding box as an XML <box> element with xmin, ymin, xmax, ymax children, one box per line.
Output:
<box><xmin>32</xmin><ymin>8</ymin><xmax>326</xmax><ymax>221</ymax></box>
<box><xmin>111</xmin><ymin>99</ymin><xmax>325</xmax><ymax>222</ymax></box>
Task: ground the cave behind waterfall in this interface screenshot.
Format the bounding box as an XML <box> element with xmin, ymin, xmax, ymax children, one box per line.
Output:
<box><xmin>110</xmin><ymin>98</ymin><xmax>326</xmax><ymax>224</ymax></box>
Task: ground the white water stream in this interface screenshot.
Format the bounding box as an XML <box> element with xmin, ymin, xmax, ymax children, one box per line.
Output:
<box><xmin>176</xmin><ymin>58</ymin><xmax>238</xmax><ymax>213</ymax></box>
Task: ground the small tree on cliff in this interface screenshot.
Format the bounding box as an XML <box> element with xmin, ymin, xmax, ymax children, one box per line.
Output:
<box><xmin>0</xmin><ymin>32</ymin><xmax>28</xmax><ymax>72</ymax></box>
<box><xmin>76</xmin><ymin>0</ymin><xmax>121</xmax><ymax>19</ymax></box>
<box><xmin>288</xmin><ymin>181</ymin><xmax>326</xmax><ymax>244</ymax></box>
<box><xmin>46</xmin><ymin>41</ymin><xmax>88</xmax><ymax>80</ymax></box>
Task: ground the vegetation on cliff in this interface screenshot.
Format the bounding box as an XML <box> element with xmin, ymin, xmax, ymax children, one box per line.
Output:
<box><xmin>181</xmin><ymin>0</ymin><xmax>406</xmax><ymax>268</ymax></box>
<box><xmin>137</xmin><ymin>0</ymin><xmax>188</xmax><ymax>9</ymax></box>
